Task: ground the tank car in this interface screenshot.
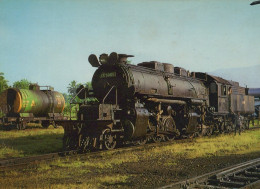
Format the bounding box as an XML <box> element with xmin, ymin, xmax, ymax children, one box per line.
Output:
<box><xmin>0</xmin><ymin>84</ymin><xmax>66</xmax><ymax>129</ymax></box>
<box><xmin>59</xmin><ymin>52</ymin><xmax>255</xmax><ymax>151</ymax></box>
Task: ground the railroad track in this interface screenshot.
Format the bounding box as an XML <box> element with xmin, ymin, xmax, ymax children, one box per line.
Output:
<box><xmin>1</xmin><ymin>126</ymin><xmax>259</xmax><ymax>171</ymax></box>
<box><xmin>159</xmin><ymin>158</ymin><xmax>260</xmax><ymax>189</ymax></box>
<box><xmin>0</xmin><ymin>137</ymin><xmax>194</xmax><ymax>170</ymax></box>
<box><xmin>0</xmin><ymin>150</ymin><xmax>78</xmax><ymax>170</ymax></box>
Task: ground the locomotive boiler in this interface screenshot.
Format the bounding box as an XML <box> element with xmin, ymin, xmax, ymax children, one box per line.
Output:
<box><xmin>60</xmin><ymin>52</ymin><xmax>255</xmax><ymax>151</ymax></box>
<box><xmin>0</xmin><ymin>84</ymin><xmax>66</xmax><ymax>129</ymax></box>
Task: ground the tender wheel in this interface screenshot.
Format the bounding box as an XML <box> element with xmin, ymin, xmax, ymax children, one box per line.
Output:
<box><xmin>218</xmin><ymin>121</ymin><xmax>225</xmax><ymax>133</ymax></box>
<box><xmin>226</xmin><ymin>125</ymin><xmax>233</xmax><ymax>133</ymax></box>
<box><xmin>103</xmin><ymin>129</ymin><xmax>116</xmax><ymax>150</ymax></box>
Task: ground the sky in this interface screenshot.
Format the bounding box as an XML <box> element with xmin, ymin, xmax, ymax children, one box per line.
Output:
<box><xmin>0</xmin><ymin>0</ymin><xmax>259</xmax><ymax>93</ymax></box>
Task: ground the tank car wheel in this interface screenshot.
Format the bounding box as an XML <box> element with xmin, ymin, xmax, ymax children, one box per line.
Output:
<box><xmin>16</xmin><ymin>122</ymin><xmax>26</xmax><ymax>130</ymax></box>
<box><xmin>16</xmin><ymin>123</ymin><xmax>21</xmax><ymax>130</ymax></box>
<box><xmin>102</xmin><ymin>129</ymin><xmax>116</xmax><ymax>150</ymax></box>
<box><xmin>52</xmin><ymin>121</ymin><xmax>57</xmax><ymax>128</ymax></box>
<box><xmin>42</xmin><ymin>121</ymin><xmax>50</xmax><ymax>128</ymax></box>
<box><xmin>63</xmin><ymin>135</ymin><xmax>71</xmax><ymax>151</ymax></box>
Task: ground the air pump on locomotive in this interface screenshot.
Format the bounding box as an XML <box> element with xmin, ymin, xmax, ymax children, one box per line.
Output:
<box><xmin>60</xmin><ymin>52</ymin><xmax>255</xmax><ymax>151</ymax></box>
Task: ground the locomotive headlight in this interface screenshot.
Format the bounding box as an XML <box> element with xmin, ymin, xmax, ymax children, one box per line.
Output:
<box><xmin>99</xmin><ymin>54</ymin><xmax>109</xmax><ymax>65</ymax></box>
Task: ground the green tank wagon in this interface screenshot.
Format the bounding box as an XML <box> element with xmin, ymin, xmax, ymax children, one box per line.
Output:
<box><xmin>0</xmin><ymin>84</ymin><xmax>66</xmax><ymax>130</ymax></box>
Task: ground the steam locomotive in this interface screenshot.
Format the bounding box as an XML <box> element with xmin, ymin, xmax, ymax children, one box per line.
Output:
<box><xmin>60</xmin><ymin>52</ymin><xmax>255</xmax><ymax>151</ymax></box>
<box><xmin>0</xmin><ymin>84</ymin><xmax>66</xmax><ymax>129</ymax></box>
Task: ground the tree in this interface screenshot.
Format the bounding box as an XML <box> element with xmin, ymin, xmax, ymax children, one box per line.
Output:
<box><xmin>67</xmin><ymin>80</ymin><xmax>97</xmax><ymax>103</ymax></box>
<box><xmin>86</xmin><ymin>81</ymin><xmax>92</xmax><ymax>89</ymax></box>
<box><xmin>13</xmin><ymin>79</ymin><xmax>31</xmax><ymax>89</ymax></box>
<box><xmin>0</xmin><ymin>72</ymin><xmax>9</xmax><ymax>93</ymax></box>
<box><xmin>67</xmin><ymin>80</ymin><xmax>81</xmax><ymax>98</ymax></box>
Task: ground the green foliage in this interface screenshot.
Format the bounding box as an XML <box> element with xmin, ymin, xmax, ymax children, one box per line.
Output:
<box><xmin>63</xmin><ymin>81</ymin><xmax>98</xmax><ymax>118</ymax></box>
<box><xmin>0</xmin><ymin>72</ymin><xmax>9</xmax><ymax>93</ymax></box>
<box><xmin>86</xmin><ymin>81</ymin><xmax>92</xmax><ymax>89</ymax></box>
<box><xmin>67</xmin><ymin>80</ymin><xmax>80</xmax><ymax>98</ymax></box>
<box><xmin>13</xmin><ymin>79</ymin><xmax>31</xmax><ymax>89</ymax></box>
<box><xmin>67</xmin><ymin>80</ymin><xmax>97</xmax><ymax>103</ymax></box>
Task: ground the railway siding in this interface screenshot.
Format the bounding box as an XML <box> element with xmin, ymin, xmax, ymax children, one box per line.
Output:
<box><xmin>159</xmin><ymin>158</ymin><xmax>260</xmax><ymax>189</ymax></box>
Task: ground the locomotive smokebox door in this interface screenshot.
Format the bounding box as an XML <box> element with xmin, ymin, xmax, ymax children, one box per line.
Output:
<box><xmin>123</xmin><ymin>108</ymin><xmax>149</xmax><ymax>140</ymax></box>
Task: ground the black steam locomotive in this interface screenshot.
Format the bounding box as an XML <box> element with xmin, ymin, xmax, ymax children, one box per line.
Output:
<box><xmin>60</xmin><ymin>52</ymin><xmax>255</xmax><ymax>151</ymax></box>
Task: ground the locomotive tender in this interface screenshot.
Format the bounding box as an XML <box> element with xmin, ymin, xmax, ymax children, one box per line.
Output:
<box><xmin>0</xmin><ymin>84</ymin><xmax>66</xmax><ymax>129</ymax></box>
<box><xmin>61</xmin><ymin>52</ymin><xmax>255</xmax><ymax>151</ymax></box>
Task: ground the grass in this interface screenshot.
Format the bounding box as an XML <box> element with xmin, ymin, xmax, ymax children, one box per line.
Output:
<box><xmin>0</xmin><ymin>129</ymin><xmax>260</xmax><ymax>188</ymax></box>
<box><xmin>0</xmin><ymin>126</ymin><xmax>64</xmax><ymax>159</ymax></box>
<box><xmin>151</xmin><ymin>131</ymin><xmax>260</xmax><ymax>159</ymax></box>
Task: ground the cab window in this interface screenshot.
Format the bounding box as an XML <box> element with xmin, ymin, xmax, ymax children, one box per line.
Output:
<box><xmin>221</xmin><ymin>85</ymin><xmax>227</xmax><ymax>96</ymax></box>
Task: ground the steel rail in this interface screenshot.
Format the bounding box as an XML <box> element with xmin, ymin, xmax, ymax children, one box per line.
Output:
<box><xmin>158</xmin><ymin>158</ymin><xmax>260</xmax><ymax>189</ymax></box>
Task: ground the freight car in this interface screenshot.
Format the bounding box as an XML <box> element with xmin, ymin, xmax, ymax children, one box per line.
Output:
<box><xmin>59</xmin><ymin>52</ymin><xmax>255</xmax><ymax>151</ymax></box>
<box><xmin>0</xmin><ymin>84</ymin><xmax>66</xmax><ymax>130</ymax></box>
<box><xmin>248</xmin><ymin>88</ymin><xmax>260</xmax><ymax>124</ymax></box>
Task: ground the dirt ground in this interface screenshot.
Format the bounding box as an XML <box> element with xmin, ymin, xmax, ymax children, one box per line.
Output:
<box><xmin>118</xmin><ymin>152</ymin><xmax>260</xmax><ymax>188</ymax></box>
<box><xmin>74</xmin><ymin>150</ymin><xmax>260</xmax><ymax>189</ymax></box>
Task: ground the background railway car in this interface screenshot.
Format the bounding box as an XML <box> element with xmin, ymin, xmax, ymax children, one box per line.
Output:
<box><xmin>0</xmin><ymin>84</ymin><xmax>66</xmax><ymax>129</ymax></box>
<box><xmin>248</xmin><ymin>88</ymin><xmax>260</xmax><ymax>117</ymax></box>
